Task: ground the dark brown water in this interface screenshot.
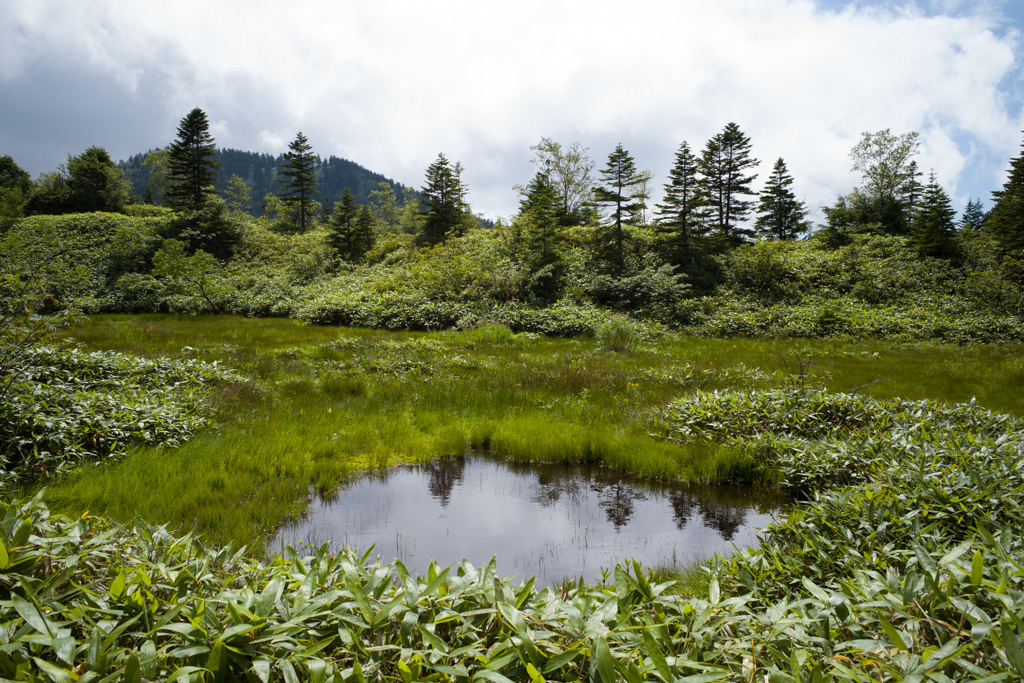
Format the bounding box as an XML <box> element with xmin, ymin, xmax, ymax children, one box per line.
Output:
<box><xmin>273</xmin><ymin>456</ymin><xmax>786</xmax><ymax>586</ymax></box>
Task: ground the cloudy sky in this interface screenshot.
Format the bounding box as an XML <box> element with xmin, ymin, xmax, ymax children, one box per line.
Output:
<box><xmin>2</xmin><ymin>0</ymin><xmax>1022</xmax><ymax>221</ymax></box>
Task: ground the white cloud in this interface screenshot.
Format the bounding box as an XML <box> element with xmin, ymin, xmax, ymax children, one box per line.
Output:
<box><xmin>1</xmin><ymin>0</ymin><xmax>1021</xmax><ymax>219</ymax></box>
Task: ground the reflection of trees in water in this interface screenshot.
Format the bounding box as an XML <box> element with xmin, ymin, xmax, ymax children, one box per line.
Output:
<box><xmin>427</xmin><ymin>458</ymin><xmax>466</xmax><ymax>507</ymax></box>
<box><xmin>529</xmin><ymin>467</ymin><xmax>584</xmax><ymax>507</ymax></box>
<box><xmin>698</xmin><ymin>499</ymin><xmax>746</xmax><ymax>541</ymax></box>
<box><xmin>668</xmin><ymin>488</ymin><xmax>751</xmax><ymax>541</ymax></box>
<box><xmin>592</xmin><ymin>480</ymin><xmax>648</xmax><ymax>530</ymax></box>
<box><xmin>422</xmin><ymin>456</ymin><xmax>783</xmax><ymax>539</ymax></box>
<box><xmin>669</xmin><ymin>491</ymin><xmax>696</xmax><ymax>530</ymax></box>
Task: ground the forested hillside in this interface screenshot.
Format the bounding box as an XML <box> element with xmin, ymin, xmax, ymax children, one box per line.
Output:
<box><xmin>119</xmin><ymin>147</ymin><xmax>408</xmax><ymax>217</ymax></box>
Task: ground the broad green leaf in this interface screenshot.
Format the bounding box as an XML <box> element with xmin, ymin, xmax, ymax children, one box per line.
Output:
<box><xmin>12</xmin><ymin>595</ymin><xmax>54</xmax><ymax>636</ymax></box>
<box><xmin>879</xmin><ymin>617</ymin><xmax>908</xmax><ymax>651</ymax></box>
<box><xmin>971</xmin><ymin>550</ymin><xmax>984</xmax><ymax>586</ymax></box>
<box><xmin>643</xmin><ymin>630</ymin><xmax>672</xmax><ymax>682</ymax></box>
<box><xmin>590</xmin><ymin>636</ymin><xmax>615</xmax><ymax>683</ymax></box>
<box><xmin>1003</xmin><ymin>623</ymin><xmax>1024</xmax><ymax>676</ymax></box>
<box><xmin>33</xmin><ymin>657</ymin><xmax>72</xmax><ymax>683</ymax></box>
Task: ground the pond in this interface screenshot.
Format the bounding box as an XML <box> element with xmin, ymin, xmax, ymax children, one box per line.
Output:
<box><xmin>272</xmin><ymin>456</ymin><xmax>786</xmax><ymax>587</ymax></box>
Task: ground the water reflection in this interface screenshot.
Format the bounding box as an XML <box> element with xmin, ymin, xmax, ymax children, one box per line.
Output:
<box><xmin>427</xmin><ymin>457</ymin><xmax>465</xmax><ymax>507</ymax></box>
<box><xmin>274</xmin><ymin>456</ymin><xmax>787</xmax><ymax>587</ymax></box>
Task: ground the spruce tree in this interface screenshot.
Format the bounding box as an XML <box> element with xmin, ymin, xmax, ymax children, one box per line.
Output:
<box><xmin>988</xmin><ymin>134</ymin><xmax>1024</xmax><ymax>259</ymax></box>
<box><xmin>165</xmin><ymin>108</ymin><xmax>220</xmax><ymax>211</ymax></box>
<box><xmin>593</xmin><ymin>143</ymin><xmax>643</xmax><ymax>273</ymax></box>
<box><xmin>754</xmin><ymin>158</ymin><xmax>809</xmax><ymax>241</ymax></box>
<box><xmin>327</xmin><ymin>188</ymin><xmax>375</xmax><ymax>262</ymax></box>
<box><xmin>655</xmin><ymin>141</ymin><xmax>708</xmax><ymax>264</ymax></box>
<box><xmin>277</xmin><ymin>132</ymin><xmax>318</xmax><ymax>233</ymax></box>
<box><xmin>901</xmin><ymin>160</ymin><xmax>924</xmax><ymax>231</ymax></box>
<box><xmin>960</xmin><ymin>198</ymin><xmax>985</xmax><ymax>232</ymax></box>
<box><xmin>698</xmin><ymin>122</ymin><xmax>759</xmax><ymax>243</ymax></box>
<box><xmin>910</xmin><ymin>171</ymin><xmax>957</xmax><ymax>258</ymax></box>
<box><xmin>418</xmin><ymin>153</ymin><xmax>468</xmax><ymax>246</ymax></box>
<box><xmin>517</xmin><ymin>171</ymin><xmax>566</xmax><ymax>300</ymax></box>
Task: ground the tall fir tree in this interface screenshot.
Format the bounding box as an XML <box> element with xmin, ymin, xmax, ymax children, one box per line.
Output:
<box><xmin>517</xmin><ymin>171</ymin><xmax>566</xmax><ymax>300</ymax></box>
<box><xmin>901</xmin><ymin>160</ymin><xmax>924</xmax><ymax>231</ymax></box>
<box><xmin>276</xmin><ymin>132</ymin><xmax>319</xmax><ymax>233</ymax></box>
<box><xmin>593</xmin><ymin>143</ymin><xmax>643</xmax><ymax>273</ymax></box>
<box><xmin>987</xmin><ymin>134</ymin><xmax>1024</xmax><ymax>259</ymax></box>
<box><xmin>327</xmin><ymin>188</ymin><xmax>373</xmax><ymax>262</ymax></box>
<box><xmin>910</xmin><ymin>171</ymin><xmax>957</xmax><ymax>258</ymax></box>
<box><xmin>754</xmin><ymin>158</ymin><xmax>809</xmax><ymax>241</ymax></box>
<box><xmin>960</xmin><ymin>198</ymin><xmax>985</xmax><ymax>232</ymax></box>
<box><xmin>698</xmin><ymin>122</ymin><xmax>759</xmax><ymax>243</ymax></box>
<box><xmin>418</xmin><ymin>153</ymin><xmax>469</xmax><ymax>246</ymax></box>
<box><xmin>165</xmin><ymin>108</ymin><xmax>220</xmax><ymax>211</ymax></box>
<box><xmin>655</xmin><ymin>141</ymin><xmax>708</xmax><ymax>264</ymax></box>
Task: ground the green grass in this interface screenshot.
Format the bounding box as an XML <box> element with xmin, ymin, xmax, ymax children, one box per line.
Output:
<box><xmin>38</xmin><ymin>314</ymin><xmax>1024</xmax><ymax>553</ymax></box>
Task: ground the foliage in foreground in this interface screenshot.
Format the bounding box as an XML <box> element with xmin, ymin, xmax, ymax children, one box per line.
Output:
<box><xmin>3</xmin><ymin>386</ymin><xmax>1024</xmax><ymax>680</ymax></box>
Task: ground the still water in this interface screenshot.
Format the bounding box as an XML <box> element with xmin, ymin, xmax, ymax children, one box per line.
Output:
<box><xmin>273</xmin><ymin>456</ymin><xmax>785</xmax><ymax>587</ymax></box>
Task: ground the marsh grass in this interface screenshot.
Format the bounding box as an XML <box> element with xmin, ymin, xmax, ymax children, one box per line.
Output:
<box><xmin>40</xmin><ymin>314</ymin><xmax>1024</xmax><ymax>552</ymax></box>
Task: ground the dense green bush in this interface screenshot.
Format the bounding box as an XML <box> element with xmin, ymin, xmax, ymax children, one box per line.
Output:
<box><xmin>4</xmin><ymin>212</ymin><xmax>1023</xmax><ymax>343</ymax></box>
<box><xmin>0</xmin><ymin>345</ymin><xmax>243</xmax><ymax>485</ymax></box>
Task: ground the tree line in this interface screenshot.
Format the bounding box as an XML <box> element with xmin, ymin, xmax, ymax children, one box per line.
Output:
<box><xmin>2</xmin><ymin>108</ymin><xmax>1023</xmax><ymax>293</ymax></box>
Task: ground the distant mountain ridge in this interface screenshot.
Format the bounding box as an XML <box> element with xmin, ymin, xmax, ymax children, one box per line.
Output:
<box><xmin>119</xmin><ymin>147</ymin><xmax>410</xmax><ymax>216</ymax></box>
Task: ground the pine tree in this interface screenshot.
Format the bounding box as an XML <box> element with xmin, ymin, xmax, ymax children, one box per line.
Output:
<box><xmin>418</xmin><ymin>153</ymin><xmax>468</xmax><ymax>246</ymax></box>
<box><xmin>277</xmin><ymin>132</ymin><xmax>319</xmax><ymax>233</ymax></box>
<box><xmin>593</xmin><ymin>143</ymin><xmax>643</xmax><ymax>273</ymax></box>
<box><xmin>901</xmin><ymin>160</ymin><xmax>924</xmax><ymax>231</ymax></box>
<box><xmin>910</xmin><ymin>171</ymin><xmax>957</xmax><ymax>258</ymax></box>
<box><xmin>960</xmin><ymin>198</ymin><xmax>985</xmax><ymax>232</ymax></box>
<box><xmin>655</xmin><ymin>141</ymin><xmax>708</xmax><ymax>264</ymax></box>
<box><xmin>165</xmin><ymin>108</ymin><xmax>220</xmax><ymax>211</ymax></box>
<box><xmin>988</xmin><ymin>134</ymin><xmax>1024</xmax><ymax>259</ymax></box>
<box><xmin>698</xmin><ymin>122</ymin><xmax>759</xmax><ymax>243</ymax></box>
<box><xmin>755</xmin><ymin>158</ymin><xmax>809</xmax><ymax>241</ymax></box>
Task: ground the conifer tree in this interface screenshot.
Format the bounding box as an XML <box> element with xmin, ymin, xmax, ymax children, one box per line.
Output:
<box><xmin>987</xmin><ymin>134</ymin><xmax>1024</xmax><ymax>259</ymax></box>
<box><xmin>655</xmin><ymin>141</ymin><xmax>708</xmax><ymax>264</ymax></box>
<box><xmin>165</xmin><ymin>108</ymin><xmax>220</xmax><ymax>211</ymax></box>
<box><xmin>698</xmin><ymin>123</ymin><xmax>759</xmax><ymax>243</ymax></box>
<box><xmin>418</xmin><ymin>153</ymin><xmax>469</xmax><ymax>246</ymax></box>
<box><xmin>277</xmin><ymin>132</ymin><xmax>318</xmax><ymax>233</ymax></box>
<box><xmin>960</xmin><ymin>198</ymin><xmax>985</xmax><ymax>232</ymax></box>
<box><xmin>901</xmin><ymin>160</ymin><xmax>924</xmax><ymax>231</ymax></box>
<box><xmin>327</xmin><ymin>188</ymin><xmax>373</xmax><ymax>262</ymax></box>
<box><xmin>517</xmin><ymin>172</ymin><xmax>566</xmax><ymax>300</ymax></box>
<box><xmin>755</xmin><ymin>158</ymin><xmax>809</xmax><ymax>241</ymax></box>
<box><xmin>593</xmin><ymin>144</ymin><xmax>643</xmax><ymax>273</ymax></box>
<box><xmin>910</xmin><ymin>171</ymin><xmax>957</xmax><ymax>258</ymax></box>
